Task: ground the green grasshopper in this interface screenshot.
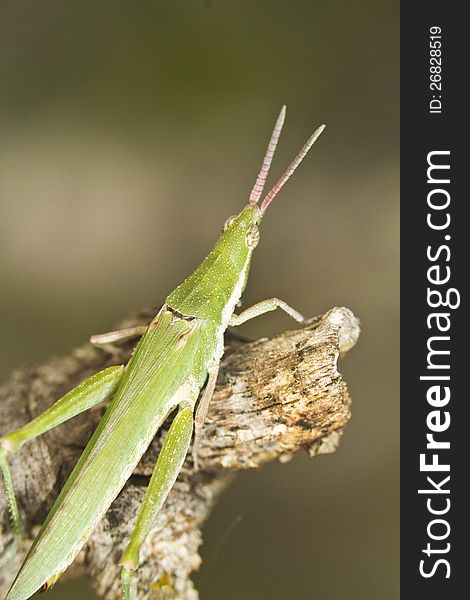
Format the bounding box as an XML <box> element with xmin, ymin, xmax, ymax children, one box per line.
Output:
<box><xmin>0</xmin><ymin>106</ymin><xmax>325</xmax><ymax>600</ymax></box>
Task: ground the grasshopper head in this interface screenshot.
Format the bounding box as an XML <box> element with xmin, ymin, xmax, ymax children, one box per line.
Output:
<box><xmin>221</xmin><ymin>204</ymin><xmax>262</xmax><ymax>251</ymax></box>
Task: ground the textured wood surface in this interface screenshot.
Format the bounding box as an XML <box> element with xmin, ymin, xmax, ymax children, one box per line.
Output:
<box><xmin>0</xmin><ymin>306</ymin><xmax>359</xmax><ymax>599</ymax></box>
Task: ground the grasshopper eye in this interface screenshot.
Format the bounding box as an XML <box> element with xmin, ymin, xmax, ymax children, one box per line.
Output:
<box><xmin>223</xmin><ymin>215</ymin><xmax>238</xmax><ymax>232</ymax></box>
<box><xmin>246</xmin><ymin>225</ymin><xmax>260</xmax><ymax>249</ymax></box>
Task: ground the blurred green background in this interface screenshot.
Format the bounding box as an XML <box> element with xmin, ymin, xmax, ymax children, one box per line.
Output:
<box><xmin>0</xmin><ymin>1</ymin><xmax>398</xmax><ymax>598</ymax></box>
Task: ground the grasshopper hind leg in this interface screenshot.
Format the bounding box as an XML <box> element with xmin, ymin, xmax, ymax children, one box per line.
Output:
<box><xmin>0</xmin><ymin>365</ymin><xmax>124</xmax><ymax>568</ymax></box>
<box><xmin>121</xmin><ymin>567</ymin><xmax>133</xmax><ymax>600</ymax></box>
<box><xmin>119</xmin><ymin>406</ymin><xmax>194</xmax><ymax>599</ymax></box>
<box><xmin>0</xmin><ymin>449</ymin><xmax>22</xmax><ymax>567</ymax></box>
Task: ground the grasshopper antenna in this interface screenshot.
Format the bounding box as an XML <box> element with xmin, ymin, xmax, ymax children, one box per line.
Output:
<box><xmin>260</xmin><ymin>123</ymin><xmax>326</xmax><ymax>213</ymax></box>
<box><xmin>249</xmin><ymin>105</ymin><xmax>287</xmax><ymax>205</ymax></box>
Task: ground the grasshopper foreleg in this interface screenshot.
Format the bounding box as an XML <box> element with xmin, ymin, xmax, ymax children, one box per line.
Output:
<box><xmin>0</xmin><ymin>365</ymin><xmax>124</xmax><ymax>563</ymax></box>
<box><xmin>120</xmin><ymin>405</ymin><xmax>194</xmax><ymax>600</ymax></box>
<box><xmin>229</xmin><ymin>297</ymin><xmax>305</xmax><ymax>326</ymax></box>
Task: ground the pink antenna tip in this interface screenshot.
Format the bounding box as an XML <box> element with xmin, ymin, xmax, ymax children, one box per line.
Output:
<box><xmin>260</xmin><ymin>123</ymin><xmax>326</xmax><ymax>214</ymax></box>
<box><xmin>249</xmin><ymin>105</ymin><xmax>287</xmax><ymax>205</ymax></box>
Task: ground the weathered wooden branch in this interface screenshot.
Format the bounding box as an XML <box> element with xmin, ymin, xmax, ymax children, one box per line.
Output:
<box><xmin>0</xmin><ymin>306</ymin><xmax>359</xmax><ymax>599</ymax></box>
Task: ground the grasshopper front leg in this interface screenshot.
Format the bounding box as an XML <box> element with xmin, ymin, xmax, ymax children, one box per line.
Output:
<box><xmin>193</xmin><ymin>300</ymin><xmax>304</xmax><ymax>468</ymax></box>
<box><xmin>0</xmin><ymin>365</ymin><xmax>124</xmax><ymax>563</ymax></box>
<box><xmin>229</xmin><ymin>297</ymin><xmax>305</xmax><ymax>326</ymax></box>
<box><xmin>120</xmin><ymin>405</ymin><xmax>194</xmax><ymax>600</ymax></box>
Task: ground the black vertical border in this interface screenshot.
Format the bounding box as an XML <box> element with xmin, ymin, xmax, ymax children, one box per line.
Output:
<box><xmin>401</xmin><ymin>3</ymin><xmax>466</xmax><ymax>599</ymax></box>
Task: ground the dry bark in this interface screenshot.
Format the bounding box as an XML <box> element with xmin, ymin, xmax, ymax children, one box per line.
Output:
<box><xmin>0</xmin><ymin>305</ymin><xmax>359</xmax><ymax>599</ymax></box>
